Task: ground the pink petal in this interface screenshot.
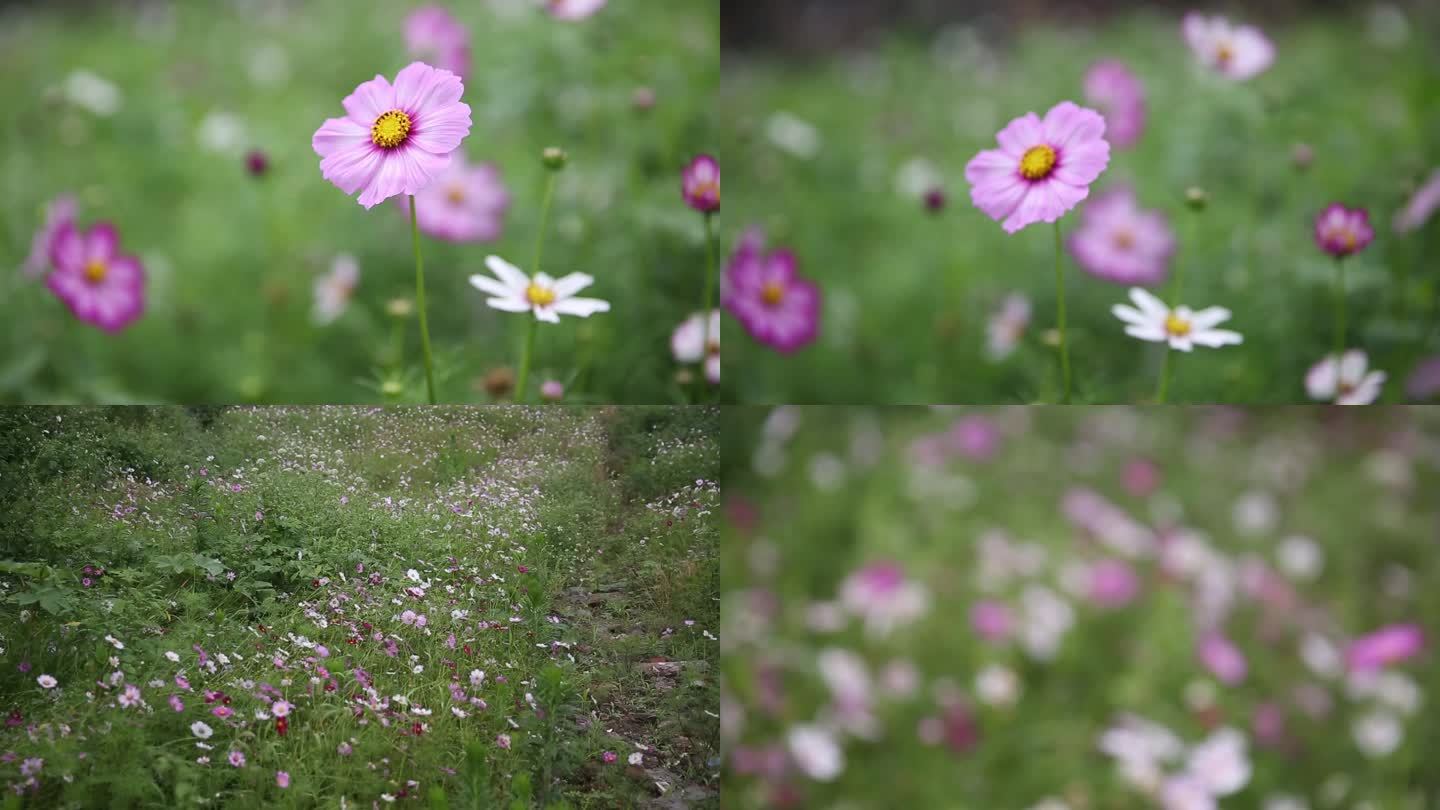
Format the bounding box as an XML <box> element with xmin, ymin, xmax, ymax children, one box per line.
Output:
<box><xmin>409</xmin><ymin>103</ymin><xmax>472</xmax><ymax>155</ymax></box>
<box><xmin>1306</xmin><ymin>357</ymin><xmax>1338</xmax><ymax>399</ymax></box>
<box><xmin>343</xmin><ymin>75</ymin><xmax>396</xmax><ymax>125</ymax></box>
<box><xmin>995</xmin><ymin>113</ymin><xmax>1044</xmax><ymax>156</ymax></box>
<box><xmin>970</xmin><ymin>174</ymin><xmax>1028</xmax><ymax>224</ymax></box>
<box><xmin>359</xmin><ymin>153</ymin><xmax>410</xmax><ymax>209</ymax></box>
<box><xmin>85</xmin><ymin>223</ymin><xmax>119</xmax><ymax>263</ymax></box>
<box><xmin>1054</xmin><ymin>141</ymin><xmax>1110</xmax><ymax>187</ymax></box>
<box><xmin>49</xmin><ymin>221</ymin><xmax>84</xmax><ymax>272</ymax></box>
<box><xmin>313</xmin><ymin>116</ymin><xmax>370</xmax><ymax>158</ymax></box>
<box><xmin>394</xmin><ymin>62</ymin><xmax>464</xmax><ymax>113</ymax></box>
<box><xmin>320</xmin><ymin>143</ymin><xmax>385</xmax><ymax>197</ymax></box>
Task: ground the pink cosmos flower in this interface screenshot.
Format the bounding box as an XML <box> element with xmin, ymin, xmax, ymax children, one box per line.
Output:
<box><xmin>311</xmin><ymin>61</ymin><xmax>473</xmax><ymax>209</ymax></box>
<box><xmin>602</xmin><ymin>751</ymin><xmax>618</xmax><ymax>764</ymax></box>
<box><xmin>46</xmin><ymin>221</ymin><xmax>145</xmax><ymax>332</ymax></box>
<box><xmin>547</xmin><ymin>0</ymin><xmax>607</xmax><ymax>21</ymax></box>
<box><xmin>722</xmin><ymin>242</ymin><xmax>820</xmax><ymax>354</ymax></box>
<box><xmin>1199</xmin><ymin>632</ymin><xmax>1248</xmax><ymax>685</ymax></box>
<box><xmin>671</xmin><ymin>310</ymin><xmax>721</xmax><ymax>384</ymax></box>
<box><xmin>271</xmin><ymin>699</ymin><xmax>291</xmax><ymax>718</ymax></box>
<box><xmin>21</xmin><ymin>194</ymin><xmax>77</xmax><ymax>278</ymax></box>
<box><xmin>681</xmin><ymin>154</ymin><xmax>720</xmax><ymax>213</ymax></box>
<box><xmin>1314</xmin><ymin>203</ymin><xmax>1375</xmax><ymax>257</ymax></box>
<box><xmin>945</xmin><ymin>416</ymin><xmax>1001</xmax><ymax>461</ymax></box>
<box><xmin>404</xmin><ymin>6</ymin><xmax>470</xmax><ymax>78</ymax></box>
<box><xmin>212</xmin><ymin>705</ymin><xmax>234</xmax><ymax>719</ymax></box>
<box><xmin>965</xmin><ymin>101</ymin><xmax>1111</xmax><ymax>234</ymax></box>
<box><xmin>1347</xmin><ymin>624</ymin><xmax>1424</xmax><ymax>671</ymax></box>
<box><xmin>1083</xmin><ymin>60</ymin><xmax>1145</xmax><ymax>149</ymax></box>
<box><xmin>496</xmin><ymin>733</ymin><xmax>511</xmax><ymax>749</ymax></box>
<box><xmin>1394</xmin><ymin>168</ymin><xmax>1440</xmax><ymax>233</ymax></box>
<box><xmin>37</xmin><ymin>674</ymin><xmax>57</xmax><ymax>689</ymax></box>
<box><xmin>1087</xmin><ymin>559</ymin><xmax>1140</xmax><ymax>608</ymax></box>
<box><xmin>986</xmin><ymin>293</ymin><xmax>1030</xmax><ymax>361</ymax></box>
<box><xmin>1122</xmin><ymin>458</ymin><xmax>1161</xmax><ymax>498</ymax></box>
<box><xmin>169</xmin><ymin>695</ymin><xmax>184</xmax><ymax>712</ymax></box>
<box><xmin>970</xmin><ymin>600</ymin><xmax>1014</xmax><ymax>642</ymax></box>
<box><xmin>313</xmin><ymin>254</ymin><xmax>359</xmax><ymax>325</ymax></box>
<box><xmin>228</xmin><ymin>750</ymin><xmax>246</xmax><ymax>768</ymax></box>
<box><xmin>1305</xmin><ymin>351</ymin><xmax>1386</xmax><ymax>404</ymax></box>
<box><xmin>1406</xmin><ymin>356</ymin><xmax>1440</xmax><ymax>401</ymax></box>
<box><xmin>395</xmin><ymin>155</ymin><xmax>509</xmax><ymax>242</ymax></box>
<box><xmin>276</xmin><ymin>771</ymin><xmax>290</xmax><ymax>789</ymax></box>
<box><xmin>1183</xmin><ymin>13</ymin><xmax>1275</xmax><ymax>80</ymax></box>
<box><xmin>1067</xmin><ymin>186</ymin><xmax>1174</xmax><ymax>286</ymax></box>
<box><xmin>839</xmin><ymin>562</ymin><xmax>930</xmax><ymax>637</ymax></box>
<box><xmin>540</xmin><ymin>380</ymin><xmax>564</xmax><ymax>401</ymax></box>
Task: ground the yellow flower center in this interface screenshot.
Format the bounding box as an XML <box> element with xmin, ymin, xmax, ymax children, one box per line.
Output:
<box><xmin>84</xmin><ymin>260</ymin><xmax>108</xmax><ymax>284</ymax></box>
<box><xmin>1019</xmin><ymin>145</ymin><xmax>1057</xmax><ymax>181</ymax></box>
<box><xmin>1164</xmin><ymin>312</ymin><xmax>1192</xmax><ymax>337</ymax></box>
<box><xmin>1216</xmin><ymin>42</ymin><xmax>1234</xmax><ymax>66</ymax></box>
<box><xmin>446</xmin><ymin>185</ymin><xmax>466</xmax><ymax>205</ymax></box>
<box><xmin>691</xmin><ymin>179</ymin><xmax>718</xmax><ymax>200</ymax></box>
<box><xmin>1112</xmin><ymin>229</ymin><xmax>1135</xmax><ymax>250</ymax></box>
<box><xmin>525</xmin><ymin>283</ymin><xmax>556</xmax><ymax>307</ymax></box>
<box><xmin>761</xmin><ymin>281</ymin><xmax>785</xmax><ymax>307</ymax></box>
<box><xmin>370</xmin><ymin>110</ymin><xmax>412</xmax><ymax>149</ymax></box>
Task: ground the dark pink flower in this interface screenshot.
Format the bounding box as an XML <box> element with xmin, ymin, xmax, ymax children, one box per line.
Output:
<box><xmin>21</xmin><ymin>194</ymin><xmax>77</xmax><ymax>278</ymax></box>
<box><xmin>1314</xmin><ymin>203</ymin><xmax>1374</xmax><ymax>258</ymax></box>
<box><xmin>245</xmin><ymin>150</ymin><xmax>268</xmax><ymax>177</ymax></box>
<box><xmin>311</xmin><ymin>62</ymin><xmax>473</xmax><ymax>209</ymax></box>
<box><xmin>723</xmin><ymin>239</ymin><xmax>820</xmax><ymax>354</ymax></box>
<box><xmin>405</xmin><ymin>6</ymin><xmax>470</xmax><ymax>78</ymax></box>
<box><xmin>601</xmin><ymin>751</ymin><xmax>618</xmax><ymax>764</ymax></box>
<box><xmin>1122</xmin><ymin>458</ymin><xmax>1161</xmax><ymax>498</ymax></box>
<box><xmin>46</xmin><ymin>221</ymin><xmax>145</xmax><ymax>332</ymax></box>
<box><xmin>964</xmin><ymin>101</ymin><xmax>1111</xmax><ymax>234</ymax></box>
<box><xmin>395</xmin><ymin>154</ymin><xmax>508</xmax><ymax>242</ymax></box>
<box><xmin>1083</xmin><ymin>60</ymin><xmax>1145</xmax><ymax>149</ymax></box>
<box><xmin>1067</xmin><ymin>185</ymin><xmax>1174</xmax><ymax>286</ymax></box>
<box><xmin>1347</xmin><ymin>624</ymin><xmax>1424</xmax><ymax>671</ymax></box>
<box><xmin>681</xmin><ymin>154</ymin><xmax>719</xmax><ymax>213</ymax></box>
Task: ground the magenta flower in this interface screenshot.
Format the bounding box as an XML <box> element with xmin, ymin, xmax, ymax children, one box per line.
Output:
<box><xmin>1182</xmin><ymin>13</ymin><xmax>1275</xmax><ymax>80</ymax></box>
<box><xmin>1314</xmin><ymin>203</ymin><xmax>1375</xmax><ymax>257</ymax></box>
<box><xmin>547</xmin><ymin>0</ymin><xmax>607</xmax><ymax>20</ymax></box>
<box><xmin>21</xmin><ymin>194</ymin><xmax>77</xmax><ymax>278</ymax></box>
<box><xmin>722</xmin><ymin>239</ymin><xmax>820</xmax><ymax>354</ymax></box>
<box><xmin>964</xmin><ymin>101</ymin><xmax>1111</xmax><ymax>234</ymax></box>
<box><xmin>969</xmin><ymin>601</ymin><xmax>1014</xmax><ymax>642</ymax></box>
<box><xmin>1067</xmin><ymin>186</ymin><xmax>1174</xmax><ymax>286</ymax></box>
<box><xmin>1347</xmin><ymin>624</ymin><xmax>1425</xmax><ymax>671</ymax></box>
<box><xmin>1083</xmin><ymin>60</ymin><xmax>1145</xmax><ymax>149</ymax></box>
<box><xmin>405</xmin><ymin>6</ymin><xmax>471</xmax><ymax>78</ymax></box>
<box><xmin>1394</xmin><ymin>168</ymin><xmax>1440</xmax><ymax>233</ymax></box>
<box><xmin>276</xmin><ymin>771</ymin><xmax>290</xmax><ymax>789</ymax></box>
<box><xmin>602</xmin><ymin>751</ymin><xmax>618</xmax><ymax>764</ymax></box>
<box><xmin>45</xmin><ymin>221</ymin><xmax>145</xmax><ymax>332</ymax></box>
<box><xmin>681</xmin><ymin>154</ymin><xmax>720</xmax><ymax>213</ymax></box>
<box><xmin>1198</xmin><ymin>632</ymin><xmax>1248</xmax><ymax>685</ymax></box>
<box><xmin>1087</xmin><ymin>559</ymin><xmax>1140</xmax><ymax>608</ymax></box>
<box><xmin>311</xmin><ymin>61</ymin><xmax>473</xmax><ymax>209</ymax></box>
<box><xmin>396</xmin><ymin>155</ymin><xmax>509</xmax><ymax>242</ymax></box>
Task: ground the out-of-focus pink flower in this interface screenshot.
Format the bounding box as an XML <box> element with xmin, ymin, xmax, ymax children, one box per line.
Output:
<box><xmin>1198</xmin><ymin>632</ymin><xmax>1248</xmax><ymax>685</ymax></box>
<box><xmin>1083</xmin><ymin>60</ymin><xmax>1145</xmax><ymax>148</ymax></box>
<box><xmin>1406</xmin><ymin>356</ymin><xmax>1440</xmax><ymax>401</ymax></box>
<box><xmin>539</xmin><ymin>380</ymin><xmax>564</xmax><ymax>401</ymax></box>
<box><xmin>46</xmin><ymin>221</ymin><xmax>146</xmax><ymax>332</ymax></box>
<box><xmin>1122</xmin><ymin>458</ymin><xmax>1161</xmax><ymax>498</ymax></box>
<box><xmin>1347</xmin><ymin>624</ymin><xmax>1424</xmax><ymax>671</ymax></box>
<box><xmin>681</xmin><ymin>154</ymin><xmax>720</xmax><ymax>213</ymax></box>
<box><xmin>547</xmin><ymin>0</ymin><xmax>607</xmax><ymax>21</ymax></box>
<box><xmin>313</xmin><ymin>254</ymin><xmax>359</xmax><ymax>326</ymax></box>
<box><xmin>1251</xmin><ymin>702</ymin><xmax>1285</xmax><ymax>748</ymax></box>
<box><xmin>311</xmin><ymin>62</ymin><xmax>473</xmax><ymax>209</ymax></box>
<box><xmin>986</xmin><ymin>293</ymin><xmax>1030</xmax><ymax>361</ymax></box>
<box><xmin>395</xmin><ymin>155</ymin><xmax>509</xmax><ymax>242</ymax></box>
<box><xmin>1314</xmin><ymin>203</ymin><xmax>1375</xmax><ymax>258</ymax></box>
<box><xmin>1305</xmin><ymin>351</ymin><xmax>1385</xmax><ymax>405</ymax></box>
<box><xmin>945</xmin><ymin>416</ymin><xmax>1001</xmax><ymax>461</ymax></box>
<box><xmin>1088</xmin><ymin>559</ymin><xmax>1140</xmax><ymax>607</ymax></box>
<box><xmin>1182</xmin><ymin>13</ymin><xmax>1274</xmax><ymax>80</ymax></box>
<box><xmin>601</xmin><ymin>751</ymin><xmax>617</xmax><ymax>764</ymax></box>
<box><xmin>965</xmin><ymin>101</ymin><xmax>1110</xmax><ymax>234</ymax></box>
<box><xmin>405</xmin><ymin>6</ymin><xmax>471</xmax><ymax>78</ymax></box>
<box><xmin>839</xmin><ymin>562</ymin><xmax>929</xmax><ymax>637</ymax></box>
<box><xmin>970</xmin><ymin>600</ymin><xmax>1014</xmax><ymax>642</ymax></box>
<box><xmin>1394</xmin><ymin>168</ymin><xmax>1440</xmax><ymax>233</ymax></box>
<box><xmin>1067</xmin><ymin>185</ymin><xmax>1174</xmax><ymax>286</ymax></box>
<box><xmin>245</xmin><ymin>150</ymin><xmax>268</xmax><ymax>177</ymax></box>
<box><xmin>276</xmin><ymin>771</ymin><xmax>290</xmax><ymax>788</ymax></box>
<box><xmin>723</xmin><ymin>239</ymin><xmax>820</xmax><ymax>354</ymax></box>
<box><xmin>21</xmin><ymin>194</ymin><xmax>78</xmax><ymax>278</ymax></box>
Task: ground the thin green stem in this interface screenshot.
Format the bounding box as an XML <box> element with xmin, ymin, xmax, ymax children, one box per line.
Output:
<box><xmin>410</xmin><ymin>196</ymin><xmax>436</xmax><ymax>404</ymax></box>
<box><xmin>1156</xmin><ymin>347</ymin><xmax>1171</xmax><ymax>403</ymax></box>
<box><xmin>516</xmin><ymin>172</ymin><xmax>560</xmax><ymax>403</ymax></box>
<box><xmin>1053</xmin><ymin>220</ymin><xmax>1071</xmax><ymax>403</ymax></box>
<box><xmin>1333</xmin><ymin>255</ymin><xmax>1347</xmax><ymax>361</ymax></box>
<box><xmin>700</xmin><ymin>212</ymin><xmax>718</xmax><ymax>399</ymax></box>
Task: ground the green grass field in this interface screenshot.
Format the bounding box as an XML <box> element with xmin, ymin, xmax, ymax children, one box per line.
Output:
<box><xmin>721</xmin><ymin>406</ymin><xmax>1440</xmax><ymax>808</ymax></box>
<box><xmin>0</xmin><ymin>405</ymin><xmax>719</xmax><ymax>807</ymax></box>
<box><xmin>0</xmin><ymin>1</ymin><xmax>717</xmax><ymax>404</ymax></box>
<box><xmin>720</xmin><ymin>9</ymin><xmax>1440</xmax><ymax>403</ymax></box>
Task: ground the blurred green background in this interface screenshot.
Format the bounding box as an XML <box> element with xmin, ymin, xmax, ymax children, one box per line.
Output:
<box><xmin>0</xmin><ymin>0</ymin><xmax>717</xmax><ymax>404</ymax></box>
<box><xmin>720</xmin><ymin>4</ymin><xmax>1440</xmax><ymax>403</ymax></box>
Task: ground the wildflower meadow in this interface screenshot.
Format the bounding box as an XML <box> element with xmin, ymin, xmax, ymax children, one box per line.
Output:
<box><xmin>1</xmin><ymin>0</ymin><xmax>719</xmax><ymax>404</ymax></box>
<box><xmin>722</xmin><ymin>406</ymin><xmax>1440</xmax><ymax>809</ymax></box>
<box><xmin>0</xmin><ymin>405</ymin><xmax>719</xmax><ymax>807</ymax></box>
<box><xmin>721</xmin><ymin>5</ymin><xmax>1440</xmax><ymax>404</ymax></box>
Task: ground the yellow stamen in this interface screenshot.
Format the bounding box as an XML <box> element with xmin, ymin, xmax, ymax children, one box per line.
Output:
<box><xmin>525</xmin><ymin>283</ymin><xmax>556</xmax><ymax>307</ymax></box>
<box><xmin>370</xmin><ymin>110</ymin><xmax>412</xmax><ymax>149</ymax></box>
<box><xmin>760</xmin><ymin>281</ymin><xmax>785</xmax><ymax>307</ymax></box>
<box><xmin>1019</xmin><ymin>145</ymin><xmax>1057</xmax><ymax>181</ymax></box>
<box><xmin>1164</xmin><ymin>312</ymin><xmax>1192</xmax><ymax>337</ymax></box>
<box><xmin>84</xmin><ymin>260</ymin><xmax>107</xmax><ymax>284</ymax></box>
<box><xmin>1112</xmin><ymin>229</ymin><xmax>1135</xmax><ymax>250</ymax></box>
<box><xmin>1216</xmin><ymin>42</ymin><xmax>1234</xmax><ymax>66</ymax></box>
<box><xmin>691</xmin><ymin>180</ymin><xmax>718</xmax><ymax>200</ymax></box>
<box><xmin>446</xmin><ymin>185</ymin><xmax>466</xmax><ymax>205</ymax></box>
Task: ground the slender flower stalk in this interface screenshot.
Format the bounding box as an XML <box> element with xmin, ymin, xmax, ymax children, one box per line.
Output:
<box><xmin>1313</xmin><ymin>203</ymin><xmax>1373</xmax><ymax>361</ymax></box>
<box><xmin>516</xmin><ymin>148</ymin><xmax>564</xmax><ymax>402</ymax></box>
<box><xmin>1156</xmin><ymin>188</ymin><xmax>1206</xmax><ymax>402</ymax></box>
<box><xmin>410</xmin><ymin>198</ymin><xmax>436</xmax><ymax>403</ymax></box>
<box><xmin>1053</xmin><ymin>221</ymin><xmax>1070</xmax><ymax>403</ymax></box>
<box><xmin>701</xmin><ymin>212</ymin><xmax>718</xmax><ymax>397</ymax></box>
<box><xmin>1333</xmin><ymin>256</ymin><xmax>1347</xmax><ymax>361</ymax></box>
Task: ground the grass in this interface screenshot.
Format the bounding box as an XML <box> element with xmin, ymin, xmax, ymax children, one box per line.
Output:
<box><xmin>720</xmin><ymin>406</ymin><xmax>1440</xmax><ymax>808</ymax></box>
<box><xmin>719</xmin><ymin>8</ymin><xmax>1440</xmax><ymax>403</ymax></box>
<box><xmin>0</xmin><ymin>405</ymin><xmax>719</xmax><ymax>808</ymax></box>
<box><xmin>0</xmin><ymin>0</ymin><xmax>718</xmax><ymax>404</ymax></box>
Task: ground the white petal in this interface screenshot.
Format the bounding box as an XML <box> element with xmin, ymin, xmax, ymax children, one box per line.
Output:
<box><xmin>484</xmin><ymin>255</ymin><xmax>529</xmax><ymax>290</ymax></box>
<box><xmin>551</xmin><ymin>272</ymin><xmax>595</xmax><ymax>298</ymax></box>
<box><xmin>469</xmin><ymin>274</ymin><xmax>513</xmax><ymax>298</ymax></box>
<box><xmin>1189</xmin><ymin>306</ymin><xmax>1232</xmax><ymax>331</ymax></box>
<box><xmin>1113</xmin><ymin>304</ymin><xmax>1153</xmax><ymax>327</ymax></box>
<box><xmin>534</xmin><ymin>306</ymin><xmax>561</xmax><ymax>324</ymax></box>
<box><xmin>486</xmin><ymin>297</ymin><xmax>530</xmax><ymax>313</ymax></box>
<box><xmin>1124</xmin><ymin>324</ymin><xmax>1166</xmax><ymax>342</ymax></box>
<box><xmin>552</xmin><ymin>297</ymin><xmax>611</xmax><ymax>317</ymax></box>
<box><xmin>1128</xmin><ymin>287</ymin><xmax>1169</xmax><ymax>319</ymax></box>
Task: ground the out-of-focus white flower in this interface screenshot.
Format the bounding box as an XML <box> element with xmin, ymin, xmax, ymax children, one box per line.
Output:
<box><xmin>807</xmin><ymin>453</ymin><xmax>846</xmax><ymax>493</ymax></box>
<box><xmin>1098</xmin><ymin>714</ymin><xmax>1184</xmax><ymax>791</ymax></box>
<box><xmin>197</xmin><ymin>110</ymin><xmax>247</xmax><ymax>154</ymax></box>
<box><xmin>63</xmin><ymin>71</ymin><xmax>122</xmax><ymax>116</ymax></box>
<box><xmin>974</xmin><ymin>663</ymin><xmax>1020</xmax><ymax>707</ymax></box>
<box><xmin>1299</xmin><ymin>633</ymin><xmax>1342</xmax><ymax>679</ymax></box>
<box><xmin>1184</xmin><ymin>727</ymin><xmax>1251</xmax><ymax>797</ymax></box>
<box><xmin>248</xmin><ymin>43</ymin><xmax>291</xmax><ymax>86</ymax></box>
<box><xmin>765</xmin><ymin>112</ymin><xmax>821</xmax><ymax>159</ymax></box>
<box><xmin>1262</xmin><ymin>795</ymin><xmax>1309</xmax><ymax>810</ymax></box>
<box><xmin>1231</xmin><ymin>491</ymin><xmax>1279</xmax><ymax>537</ymax></box>
<box><xmin>786</xmin><ymin>724</ymin><xmax>843</xmax><ymax>782</ymax></box>
<box><xmin>838</xmin><ymin>562</ymin><xmax>930</xmax><ymax>638</ymax></box>
<box><xmin>879</xmin><ymin>659</ymin><xmax>920</xmax><ymax>699</ymax></box>
<box><xmin>1019</xmin><ymin>585</ymin><xmax>1074</xmax><ymax>660</ymax></box>
<box><xmin>1352</xmin><ymin>709</ymin><xmax>1403</xmax><ymax>758</ymax></box>
<box><xmin>313</xmin><ymin>254</ymin><xmax>359</xmax><ymax>325</ymax></box>
<box><xmin>894</xmin><ymin>157</ymin><xmax>943</xmax><ymax>199</ymax></box>
<box><xmin>816</xmin><ymin>648</ymin><xmax>875</xmax><ymax>738</ymax></box>
<box><xmin>1275</xmin><ymin>535</ymin><xmax>1323</xmax><ymax>581</ymax></box>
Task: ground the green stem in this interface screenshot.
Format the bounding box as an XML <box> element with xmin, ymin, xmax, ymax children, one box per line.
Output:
<box><xmin>410</xmin><ymin>196</ymin><xmax>436</xmax><ymax>404</ymax></box>
<box><xmin>516</xmin><ymin>172</ymin><xmax>560</xmax><ymax>403</ymax></box>
<box><xmin>1053</xmin><ymin>220</ymin><xmax>1071</xmax><ymax>403</ymax></box>
<box><xmin>700</xmin><ymin>212</ymin><xmax>718</xmax><ymax>398</ymax></box>
<box><xmin>1156</xmin><ymin>347</ymin><xmax>1171</xmax><ymax>403</ymax></box>
<box><xmin>1333</xmin><ymin>255</ymin><xmax>1347</xmax><ymax>361</ymax></box>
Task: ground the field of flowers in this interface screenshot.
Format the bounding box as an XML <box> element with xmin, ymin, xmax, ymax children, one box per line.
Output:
<box><xmin>0</xmin><ymin>405</ymin><xmax>719</xmax><ymax>807</ymax></box>
<box><xmin>0</xmin><ymin>0</ymin><xmax>719</xmax><ymax>404</ymax></box>
<box><xmin>721</xmin><ymin>7</ymin><xmax>1440</xmax><ymax>404</ymax></box>
<box><xmin>721</xmin><ymin>406</ymin><xmax>1440</xmax><ymax>808</ymax></box>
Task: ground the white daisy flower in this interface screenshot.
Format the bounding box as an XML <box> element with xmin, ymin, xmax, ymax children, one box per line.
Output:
<box><xmin>469</xmin><ymin>255</ymin><xmax>610</xmax><ymax>323</ymax></box>
<box><xmin>670</xmin><ymin>310</ymin><xmax>720</xmax><ymax>384</ymax></box>
<box><xmin>1112</xmin><ymin>288</ymin><xmax>1242</xmax><ymax>352</ymax></box>
<box><xmin>1305</xmin><ymin>350</ymin><xmax>1385</xmax><ymax>404</ymax></box>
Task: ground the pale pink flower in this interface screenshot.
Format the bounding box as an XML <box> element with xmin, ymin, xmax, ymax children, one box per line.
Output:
<box><xmin>1183</xmin><ymin>13</ymin><xmax>1275</xmax><ymax>80</ymax></box>
<box><xmin>1305</xmin><ymin>351</ymin><xmax>1385</xmax><ymax>404</ymax></box>
<box><xmin>1067</xmin><ymin>186</ymin><xmax>1175</xmax><ymax>286</ymax></box>
<box><xmin>1394</xmin><ymin>168</ymin><xmax>1440</xmax><ymax>233</ymax></box>
<box><xmin>36</xmin><ymin>674</ymin><xmax>57</xmax><ymax>689</ymax></box>
<box><xmin>276</xmin><ymin>770</ymin><xmax>290</xmax><ymax>788</ymax></box>
<box><xmin>395</xmin><ymin>155</ymin><xmax>509</xmax><ymax>242</ymax></box>
<box><xmin>1083</xmin><ymin>60</ymin><xmax>1146</xmax><ymax>148</ymax></box>
<box><xmin>21</xmin><ymin>194</ymin><xmax>77</xmax><ymax>278</ymax></box>
<box><xmin>404</xmin><ymin>6</ymin><xmax>470</xmax><ymax>78</ymax></box>
<box><xmin>1198</xmin><ymin>632</ymin><xmax>1248</xmax><ymax>685</ymax></box>
<box><xmin>313</xmin><ymin>254</ymin><xmax>359</xmax><ymax>325</ymax></box>
<box><xmin>228</xmin><ymin>750</ymin><xmax>246</xmax><ymax>768</ymax></box>
<box><xmin>547</xmin><ymin>0</ymin><xmax>607</xmax><ymax>21</ymax></box>
<box><xmin>986</xmin><ymin>293</ymin><xmax>1030</xmax><ymax>361</ymax></box>
<box><xmin>496</xmin><ymin>733</ymin><xmax>511</xmax><ymax>749</ymax></box>
<box><xmin>119</xmin><ymin>684</ymin><xmax>142</xmax><ymax>708</ymax></box>
<box><xmin>1406</xmin><ymin>356</ymin><xmax>1440</xmax><ymax>401</ymax></box>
